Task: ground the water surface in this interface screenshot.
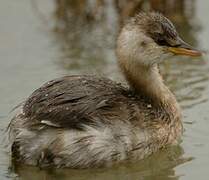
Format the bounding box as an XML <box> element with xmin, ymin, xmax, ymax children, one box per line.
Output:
<box><xmin>0</xmin><ymin>0</ymin><xmax>209</xmax><ymax>180</ymax></box>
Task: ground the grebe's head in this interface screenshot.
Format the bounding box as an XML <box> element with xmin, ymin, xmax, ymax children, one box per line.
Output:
<box><xmin>117</xmin><ymin>12</ymin><xmax>202</xmax><ymax>67</ymax></box>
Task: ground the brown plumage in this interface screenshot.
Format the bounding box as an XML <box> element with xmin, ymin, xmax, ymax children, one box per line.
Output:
<box><xmin>23</xmin><ymin>75</ymin><xmax>177</xmax><ymax>129</ymax></box>
<box><xmin>8</xmin><ymin>12</ymin><xmax>201</xmax><ymax>168</ymax></box>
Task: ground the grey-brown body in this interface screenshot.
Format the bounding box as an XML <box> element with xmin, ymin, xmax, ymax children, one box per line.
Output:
<box><xmin>9</xmin><ymin>75</ymin><xmax>182</xmax><ymax>168</ymax></box>
<box><xmin>9</xmin><ymin>12</ymin><xmax>200</xmax><ymax>168</ymax></box>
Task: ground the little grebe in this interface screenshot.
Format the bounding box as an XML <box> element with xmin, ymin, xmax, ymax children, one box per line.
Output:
<box><xmin>9</xmin><ymin>12</ymin><xmax>202</xmax><ymax>168</ymax></box>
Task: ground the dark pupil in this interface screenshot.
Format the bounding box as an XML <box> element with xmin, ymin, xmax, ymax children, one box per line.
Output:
<box><xmin>157</xmin><ymin>38</ymin><xmax>169</xmax><ymax>46</ymax></box>
<box><xmin>154</xmin><ymin>33</ymin><xmax>170</xmax><ymax>46</ymax></box>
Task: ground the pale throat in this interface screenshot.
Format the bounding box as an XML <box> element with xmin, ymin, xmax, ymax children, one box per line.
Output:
<box><xmin>117</xmin><ymin>27</ymin><xmax>179</xmax><ymax>109</ymax></box>
<box><xmin>121</xmin><ymin>62</ymin><xmax>178</xmax><ymax>107</ymax></box>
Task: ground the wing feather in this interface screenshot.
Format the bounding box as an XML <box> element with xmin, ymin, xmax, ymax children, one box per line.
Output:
<box><xmin>22</xmin><ymin>75</ymin><xmax>134</xmax><ymax>130</ymax></box>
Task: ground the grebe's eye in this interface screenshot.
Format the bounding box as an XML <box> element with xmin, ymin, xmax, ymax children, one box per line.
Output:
<box><xmin>154</xmin><ymin>33</ymin><xmax>170</xmax><ymax>46</ymax></box>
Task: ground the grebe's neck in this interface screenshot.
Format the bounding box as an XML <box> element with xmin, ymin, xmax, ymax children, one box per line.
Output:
<box><xmin>116</xmin><ymin>25</ymin><xmax>180</xmax><ymax>112</ymax></box>
<box><xmin>119</xmin><ymin>61</ymin><xmax>179</xmax><ymax>111</ymax></box>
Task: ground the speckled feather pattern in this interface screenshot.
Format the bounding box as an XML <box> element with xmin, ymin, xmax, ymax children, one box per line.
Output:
<box><xmin>9</xmin><ymin>75</ymin><xmax>182</xmax><ymax>168</ymax></box>
<box><xmin>133</xmin><ymin>12</ymin><xmax>178</xmax><ymax>41</ymax></box>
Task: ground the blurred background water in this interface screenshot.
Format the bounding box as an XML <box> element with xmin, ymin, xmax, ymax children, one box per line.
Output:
<box><xmin>0</xmin><ymin>0</ymin><xmax>209</xmax><ymax>179</ymax></box>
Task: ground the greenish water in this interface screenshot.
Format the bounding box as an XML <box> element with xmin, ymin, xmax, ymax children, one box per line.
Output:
<box><xmin>0</xmin><ymin>0</ymin><xmax>209</xmax><ymax>179</ymax></box>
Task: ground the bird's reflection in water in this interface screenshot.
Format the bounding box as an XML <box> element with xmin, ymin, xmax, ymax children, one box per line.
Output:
<box><xmin>11</xmin><ymin>145</ymin><xmax>191</xmax><ymax>180</ymax></box>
